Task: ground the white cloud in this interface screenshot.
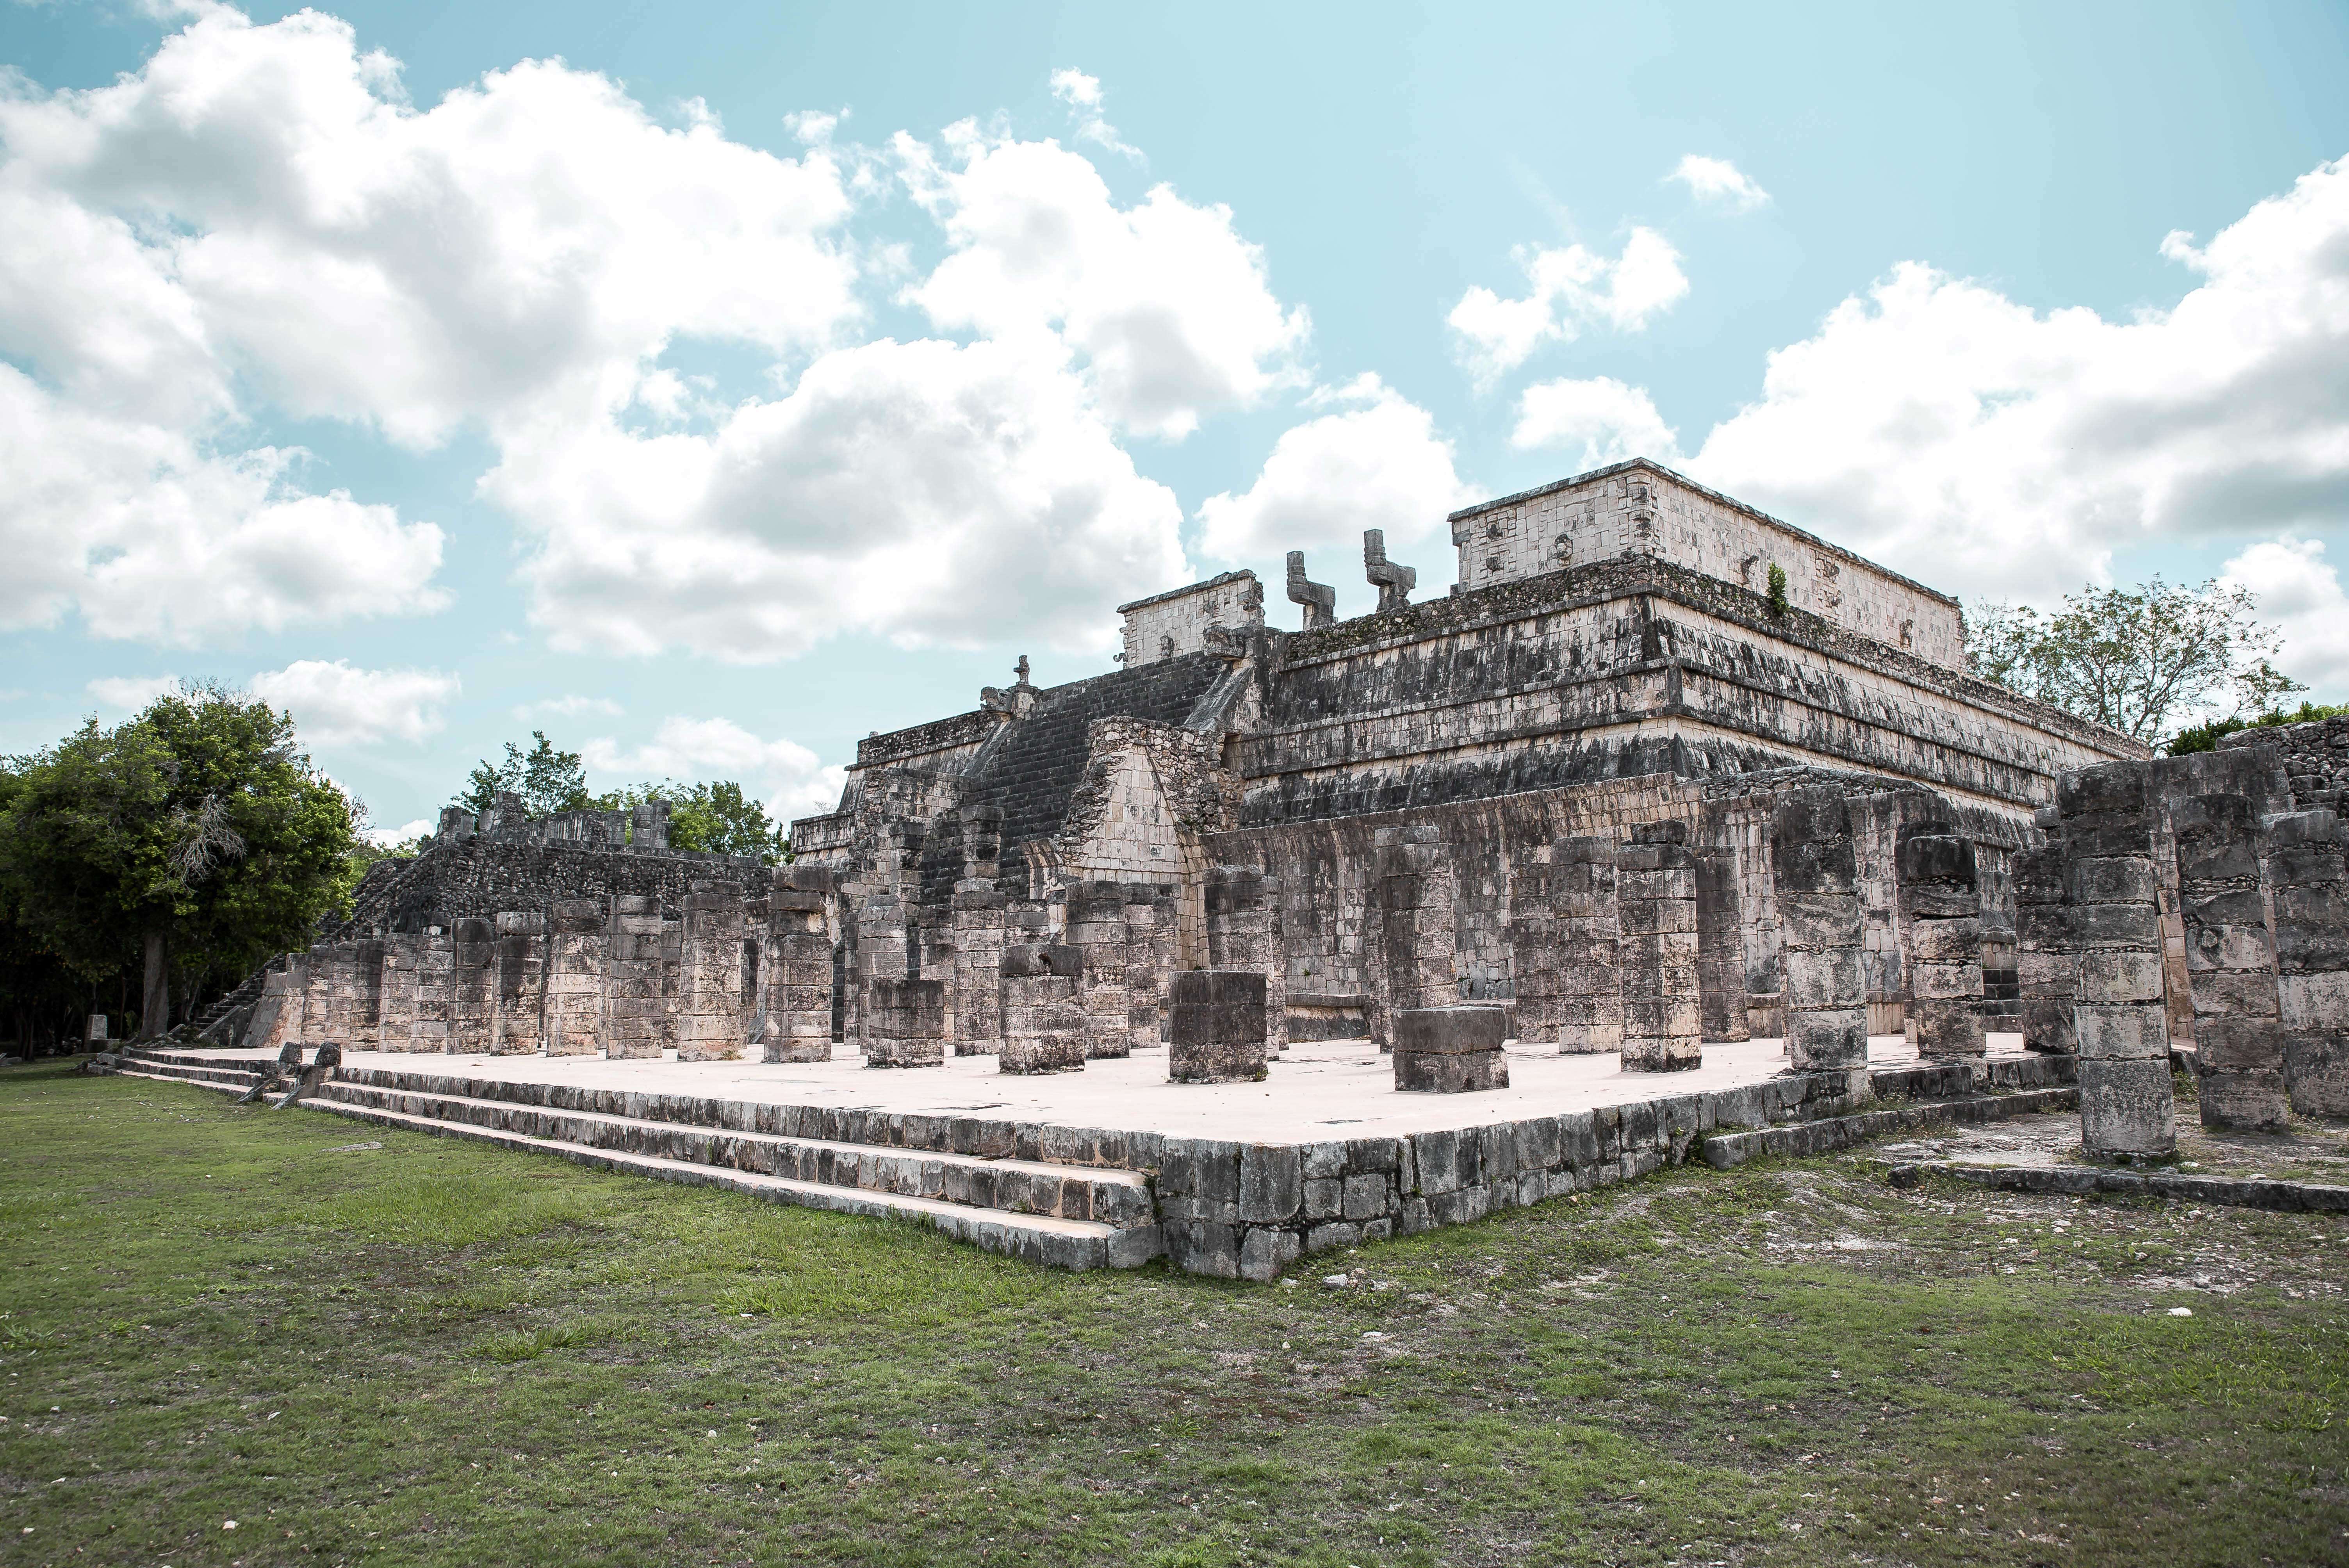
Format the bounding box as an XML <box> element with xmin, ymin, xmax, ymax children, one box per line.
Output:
<box><xmin>585</xmin><ymin>715</ymin><xmax>848</xmax><ymax>820</ymax></box>
<box><xmin>1048</xmin><ymin>68</ymin><xmax>1141</xmax><ymax>163</ymax></box>
<box><xmin>900</xmin><ymin>125</ymin><xmax>1307</xmax><ymax>438</ymax></box>
<box><xmin>1667</xmin><ymin>154</ymin><xmax>1770</xmax><ymax>212</ymax></box>
<box><xmin>1510</xmin><ymin>376</ymin><xmax>1682</xmax><ymax>468</ymax></box>
<box><xmin>1680</xmin><ymin>156</ymin><xmax>2349</xmax><ymax>603</ymax></box>
<box><xmin>2222</xmin><ymin>537</ymin><xmax>2349</xmax><ymax>698</ymax></box>
<box><xmin>1196</xmin><ymin>378</ymin><xmax>1481</xmax><ymax>612</ymax></box>
<box><xmin>0</xmin><ymin>6</ymin><xmax>857</xmax><ymax>645</ymax></box>
<box><xmin>496</xmin><ymin>335</ymin><xmax>1190</xmax><ymax>661</ymax></box>
<box><xmin>250</xmin><ymin>659</ymin><xmax>459</xmax><ymax>745</ymax></box>
<box><xmin>365</xmin><ymin>816</ymin><xmax>435</xmax><ymax>847</ymax></box>
<box><xmin>1447</xmin><ymin>228</ymin><xmax>1688</xmax><ymax>384</ymax></box>
<box><xmin>513</xmin><ymin>694</ymin><xmax>624</xmax><ymax>720</ymax></box>
<box><xmin>86</xmin><ymin>673</ymin><xmax>182</xmax><ymax>710</ymax></box>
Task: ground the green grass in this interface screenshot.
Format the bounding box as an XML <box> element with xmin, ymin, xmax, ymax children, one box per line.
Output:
<box><xmin>2</xmin><ymin>1060</ymin><xmax>2344</xmax><ymax>1567</ymax></box>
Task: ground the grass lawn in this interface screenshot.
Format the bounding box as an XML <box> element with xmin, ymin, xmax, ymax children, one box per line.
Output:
<box><xmin>2</xmin><ymin>1059</ymin><xmax>2343</xmax><ymax>1568</ymax></box>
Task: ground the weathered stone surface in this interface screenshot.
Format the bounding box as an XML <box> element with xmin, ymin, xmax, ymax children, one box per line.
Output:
<box><xmin>1896</xmin><ymin>821</ymin><xmax>1984</xmax><ymax>1059</ymax></box>
<box><xmin>2263</xmin><ymin>809</ymin><xmax>2349</xmax><ymax>1116</ymax></box>
<box><xmin>603</xmin><ymin>896</ymin><xmax>667</xmax><ymax>1060</ymax></box>
<box><xmin>866</xmin><ymin>976</ymin><xmax>946</xmax><ymax>1068</ymax></box>
<box><xmin>1770</xmin><ymin>788</ymin><xmax>1868</xmax><ymax>1071</ymax></box>
<box><xmin>1393</xmin><ymin>1004</ymin><xmax>1510</xmax><ymax>1092</ymax></box>
<box><xmin>2060</xmin><ymin>760</ymin><xmax>2174</xmax><ymax>1158</ymax></box>
<box><xmin>1619</xmin><ymin>823</ymin><xmax>1700</xmax><ymax>1072</ymax></box>
<box><xmin>677</xmin><ymin>886</ymin><xmax>746</xmax><ymax>1062</ymax></box>
<box><xmin>1000</xmin><ymin>946</ymin><xmax>1085</xmax><ymax>1074</ymax></box>
<box><xmin>1169</xmin><ymin>969</ymin><xmax>1269</xmax><ymax>1083</ymax></box>
<box><xmin>2173</xmin><ymin>793</ymin><xmax>2286</xmax><ymax>1130</ymax></box>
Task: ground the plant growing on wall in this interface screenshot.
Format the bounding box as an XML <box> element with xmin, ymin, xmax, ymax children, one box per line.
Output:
<box><xmin>1766</xmin><ymin>563</ymin><xmax>1788</xmax><ymax>617</ymax></box>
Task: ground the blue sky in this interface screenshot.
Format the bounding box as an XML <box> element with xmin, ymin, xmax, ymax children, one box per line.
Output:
<box><xmin>4</xmin><ymin>0</ymin><xmax>2347</xmax><ymax>839</ymax></box>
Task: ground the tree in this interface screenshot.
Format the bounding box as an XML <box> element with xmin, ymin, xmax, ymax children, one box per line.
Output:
<box><xmin>592</xmin><ymin>779</ymin><xmax>790</xmax><ymax>864</ymax></box>
<box><xmin>1965</xmin><ymin>577</ymin><xmax>2303</xmax><ymax>747</ymax></box>
<box><xmin>0</xmin><ymin>686</ymin><xmax>361</xmax><ymax>1037</ymax></box>
<box><xmin>458</xmin><ymin>731</ymin><xmax>590</xmax><ymax>817</ymax></box>
<box><xmin>2168</xmin><ymin>700</ymin><xmax>2349</xmax><ymax>757</ymax></box>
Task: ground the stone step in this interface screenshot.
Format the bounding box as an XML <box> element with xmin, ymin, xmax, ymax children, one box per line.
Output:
<box><xmin>107</xmin><ymin>1064</ymin><xmax>260</xmax><ymax>1093</ymax></box>
<box><xmin>314</xmin><ymin>1079</ymin><xmax>1159</xmax><ymax>1229</ymax></box>
<box><xmin>306</xmin><ymin>1097</ymin><xmax>1158</xmax><ymax>1271</ymax></box>
<box><xmin>1699</xmin><ymin>1086</ymin><xmax>2080</xmax><ymax>1169</ymax></box>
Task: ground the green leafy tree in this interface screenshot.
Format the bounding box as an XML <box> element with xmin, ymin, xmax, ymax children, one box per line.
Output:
<box><xmin>458</xmin><ymin>731</ymin><xmax>590</xmax><ymax>817</ymax></box>
<box><xmin>2167</xmin><ymin>700</ymin><xmax>2349</xmax><ymax>757</ymax></box>
<box><xmin>0</xmin><ymin>685</ymin><xmax>361</xmax><ymax>1035</ymax></box>
<box><xmin>593</xmin><ymin>780</ymin><xmax>790</xmax><ymax>864</ymax></box>
<box><xmin>1965</xmin><ymin>577</ymin><xmax>2303</xmax><ymax>747</ymax></box>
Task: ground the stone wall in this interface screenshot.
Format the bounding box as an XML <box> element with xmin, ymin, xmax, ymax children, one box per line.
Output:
<box><xmin>1118</xmin><ymin>571</ymin><xmax>1265</xmax><ymax>668</ymax></box>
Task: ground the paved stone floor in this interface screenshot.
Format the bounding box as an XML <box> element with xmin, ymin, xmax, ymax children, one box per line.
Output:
<box><xmin>171</xmin><ymin>1032</ymin><xmax>2035</xmax><ymax>1144</ymax></box>
<box><xmin>1882</xmin><ymin>1103</ymin><xmax>2349</xmax><ymax>1184</ymax></box>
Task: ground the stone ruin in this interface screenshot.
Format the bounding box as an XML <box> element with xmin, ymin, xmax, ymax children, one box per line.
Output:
<box><xmin>196</xmin><ymin>459</ymin><xmax>2347</xmax><ymax>1155</ymax></box>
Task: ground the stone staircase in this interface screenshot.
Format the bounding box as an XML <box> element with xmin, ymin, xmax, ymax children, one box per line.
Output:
<box><xmin>310</xmin><ymin>1066</ymin><xmax>1164</xmax><ymax>1272</ymax></box>
<box><xmin>98</xmin><ymin>1042</ymin><xmax>275</xmax><ymax>1094</ymax></box>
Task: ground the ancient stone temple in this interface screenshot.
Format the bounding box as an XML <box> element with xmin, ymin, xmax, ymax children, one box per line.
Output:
<box><xmin>786</xmin><ymin>460</ymin><xmax>2144</xmax><ymax>1060</ymax></box>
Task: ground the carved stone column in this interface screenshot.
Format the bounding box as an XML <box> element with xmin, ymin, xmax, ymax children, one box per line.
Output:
<box><xmin>2262</xmin><ymin>809</ymin><xmax>2349</xmax><ymax>1117</ymax></box>
<box><xmin>1554</xmin><ymin>837</ymin><xmax>1624</xmax><ymax>1054</ymax></box>
<box><xmin>451</xmin><ymin>919</ymin><xmax>497</xmax><ymax>1053</ymax></box>
<box><xmin>2174</xmin><ymin>793</ymin><xmax>2287</xmax><ymax>1130</ymax></box>
<box><xmin>678</xmin><ymin>886</ymin><xmax>747</xmax><ymax>1062</ymax></box>
<box><xmin>763</xmin><ymin>871</ymin><xmax>838</xmax><ymax>1063</ymax></box>
<box><xmin>2014</xmin><ymin>841</ymin><xmax>2079</xmax><ymax>1054</ymax></box>
<box><xmin>603</xmin><ymin>896</ymin><xmax>667</xmax><ymax>1060</ymax></box>
<box><xmin>1365</xmin><ymin>827</ymin><xmax>1458</xmax><ymax>1051</ymax></box>
<box><xmin>866</xmin><ymin>976</ymin><xmax>946</xmax><ymax>1068</ymax></box>
<box><xmin>2061</xmin><ymin>762</ymin><xmax>2176</xmax><ymax>1158</ymax></box>
<box><xmin>1169</xmin><ymin>970</ymin><xmax>1268</xmax><ymax>1083</ymax></box>
<box><xmin>413</xmin><ymin>930</ymin><xmax>454</xmax><ymax>1053</ymax></box>
<box><xmin>492</xmin><ymin>911</ymin><xmax>548</xmax><ymax>1056</ymax></box>
<box><xmin>1770</xmin><ymin>788</ymin><xmax>1870</xmax><ymax>1073</ymax></box>
<box><xmin>1068</xmin><ymin>879</ymin><xmax>1133</xmax><ymax>1059</ymax></box>
<box><xmin>1618</xmin><ymin>821</ymin><xmax>1701</xmax><ymax>1072</ymax></box>
<box><xmin>545</xmin><ymin>899</ymin><xmax>607</xmax><ymax>1057</ymax></box>
<box><xmin>1896</xmin><ymin>822</ymin><xmax>1985</xmax><ymax>1058</ymax></box>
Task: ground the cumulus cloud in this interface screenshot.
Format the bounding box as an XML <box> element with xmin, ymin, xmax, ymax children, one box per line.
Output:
<box><xmin>250</xmin><ymin>659</ymin><xmax>459</xmax><ymax>745</ymax></box>
<box><xmin>0</xmin><ymin>6</ymin><xmax>855</xmax><ymax>644</ymax></box>
<box><xmin>1510</xmin><ymin>376</ymin><xmax>1682</xmax><ymax>469</ymax></box>
<box><xmin>1196</xmin><ymin>377</ymin><xmax>1481</xmax><ymax>613</ymax></box>
<box><xmin>900</xmin><ymin>124</ymin><xmax>1307</xmax><ymax>438</ymax></box>
<box><xmin>365</xmin><ymin>817</ymin><xmax>436</xmax><ymax>847</ymax></box>
<box><xmin>1048</xmin><ymin>68</ymin><xmax>1141</xmax><ymax>163</ymax></box>
<box><xmin>2222</xmin><ymin>537</ymin><xmax>2349</xmax><ymax>698</ymax></box>
<box><xmin>1447</xmin><ymin>229</ymin><xmax>1688</xmax><ymax>384</ymax></box>
<box><xmin>585</xmin><ymin>715</ymin><xmax>848</xmax><ymax>820</ymax></box>
<box><xmin>1680</xmin><ymin>156</ymin><xmax>2349</xmax><ymax>602</ymax></box>
<box><xmin>1667</xmin><ymin>154</ymin><xmax>1770</xmax><ymax>212</ymax></box>
<box><xmin>496</xmin><ymin>335</ymin><xmax>1190</xmax><ymax>661</ymax></box>
<box><xmin>86</xmin><ymin>673</ymin><xmax>182</xmax><ymax>710</ymax></box>
<box><xmin>513</xmin><ymin>694</ymin><xmax>624</xmax><ymax>721</ymax></box>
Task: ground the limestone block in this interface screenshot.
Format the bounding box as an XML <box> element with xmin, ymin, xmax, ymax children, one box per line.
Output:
<box><xmin>2174</xmin><ymin>793</ymin><xmax>2285</xmax><ymax>1131</ymax></box>
<box><xmin>603</xmin><ymin>896</ymin><xmax>667</xmax><ymax>1060</ymax></box>
<box><xmin>451</xmin><ymin>918</ymin><xmax>496</xmax><ymax>1053</ymax></box>
<box><xmin>413</xmin><ymin>931</ymin><xmax>454</xmax><ymax>1053</ymax></box>
<box><xmin>1000</xmin><ymin>946</ymin><xmax>1084</xmax><ymax>1074</ymax></box>
<box><xmin>492</xmin><ymin>911</ymin><xmax>547</xmax><ymax>1056</ymax></box>
<box><xmin>2262</xmin><ymin>808</ymin><xmax>2349</xmax><ymax>1116</ymax></box>
<box><xmin>1168</xmin><ymin>969</ymin><xmax>1269</xmax><ymax>1084</ymax></box>
<box><xmin>2058</xmin><ymin>765</ymin><xmax>2173</xmax><ymax>1156</ymax></box>
<box><xmin>545</xmin><ymin>898</ymin><xmax>606</xmax><ymax>1057</ymax></box>
<box><xmin>677</xmin><ymin>886</ymin><xmax>747</xmax><ymax>1062</ymax></box>
<box><xmin>1068</xmin><ymin>879</ymin><xmax>1132</xmax><ymax>1060</ymax></box>
<box><xmin>1619</xmin><ymin>825</ymin><xmax>1701</xmax><ymax>1073</ymax></box>
<box><xmin>866</xmin><ymin>976</ymin><xmax>946</xmax><ymax>1068</ymax></box>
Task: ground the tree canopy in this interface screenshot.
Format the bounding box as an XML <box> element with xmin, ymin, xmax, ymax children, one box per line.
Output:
<box><xmin>458</xmin><ymin>731</ymin><xmax>590</xmax><ymax>817</ymax></box>
<box><xmin>453</xmin><ymin>731</ymin><xmax>791</xmax><ymax>865</ymax></box>
<box><xmin>1965</xmin><ymin>577</ymin><xmax>2304</xmax><ymax>747</ymax></box>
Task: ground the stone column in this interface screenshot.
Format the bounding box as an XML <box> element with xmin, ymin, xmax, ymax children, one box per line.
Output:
<box><xmin>866</xmin><ymin>976</ymin><xmax>946</xmax><ymax>1068</ymax></box>
<box><xmin>604</xmin><ymin>896</ymin><xmax>667</xmax><ymax>1060</ymax></box>
<box><xmin>854</xmin><ymin>892</ymin><xmax>909</xmax><ymax>1052</ymax></box>
<box><xmin>1896</xmin><ymin>822</ymin><xmax>1985</xmax><ymax>1058</ymax></box>
<box><xmin>678</xmin><ymin>886</ymin><xmax>747</xmax><ymax>1062</ymax></box>
<box><xmin>1000</xmin><ymin>946</ymin><xmax>1085</xmax><ymax>1073</ymax></box>
<box><xmin>377</xmin><ymin>933</ymin><xmax>419</xmax><ymax>1052</ymax></box>
<box><xmin>1770</xmin><ymin>788</ymin><xmax>1870</xmax><ymax>1073</ymax></box>
<box><xmin>413</xmin><ymin>929</ymin><xmax>454</xmax><ymax>1053</ymax></box>
<box><xmin>1695</xmin><ymin>842</ymin><xmax>1752</xmax><ymax>1042</ymax></box>
<box><xmin>1206</xmin><ymin>866</ymin><xmax>1287</xmax><ymax>1055</ymax></box>
<box><xmin>658</xmin><ymin>915</ymin><xmax>683</xmax><ymax>1054</ymax></box>
<box><xmin>451</xmin><ymin>919</ymin><xmax>497</xmax><ymax>1053</ymax></box>
<box><xmin>545</xmin><ymin>899</ymin><xmax>607</xmax><ymax>1057</ymax></box>
<box><xmin>492</xmin><ymin>911</ymin><xmax>548</xmax><ymax>1056</ymax></box>
<box><xmin>1506</xmin><ymin>842</ymin><xmax>1559</xmax><ymax>1047</ymax></box>
<box><xmin>1618</xmin><ymin>821</ymin><xmax>1700</xmax><ymax>1072</ymax></box>
<box><xmin>1068</xmin><ymin>879</ymin><xmax>1133</xmax><ymax>1059</ymax></box>
<box><xmin>244</xmin><ymin>959</ymin><xmax>305</xmax><ymax>1053</ymax></box>
<box><xmin>2262</xmin><ymin>809</ymin><xmax>2349</xmax><ymax>1116</ymax></box>
<box><xmin>2014</xmin><ymin>841</ymin><xmax>2079</xmax><ymax>1054</ymax></box>
<box><xmin>1168</xmin><ymin>970</ymin><xmax>1268</xmax><ymax>1083</ymax></box>
<box><xmin>762</xmin><ymin>870</ymin><xmax>837</xmax><ymax>1063</ymax></box>
<box><xmin>1393</xmin><ymin>1004</ymin><xmax>1510</xmax><ymax>1092</ymax></box>
<box><xmin>1123</xmin><ymin>886</ymin><xmax>1163</xmax><ymax>1053</ymax></box>
<box><xmin>2060</xmin><ymin>762</ymin><xmax>2176</xmax><ymax>1158</ymax></box>
<box><xmin>947</xmin><ymin>882</ymin><xmax>1007</xmax><ymax>1056</ymax></box>
<box><xmin>351</xmin><ymin>938</ymin><xmax>386</xmax><ymax>1050</ymax></box>
<box><xmin>2173</xmin><ymin>793</ymin><xmax>2288</xmax><ymax>1130</ymax></box>
<box><xmin>1553</xmin><ymin>837</ymin><xmax>1624</xmax><ymax>1054</ymax></box>
<box><xmin>1365</xmin><ymin>827</ymin><xmax>1459</xmax><ymax>1050</ymax></box>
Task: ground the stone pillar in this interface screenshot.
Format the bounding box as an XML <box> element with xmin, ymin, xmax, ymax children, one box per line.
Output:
<box><xmin>1365</xmin><ymin>827</ymin><xmax>1458</xmax><ymax>1050</ymax></box>
<box><xmin>1150</xmin><ymin>886</ymin><xmax>1179</xmax><ymax>1040</ymax></box>
<box><xmin>854</xmin><ymin>893</ymin><xmax>909</xmax><ymax>1051</ymax></box>
<box><xmin>1206</xmin><ymin>866</ymin><xmax>1287</xmax><ymax>1055</ymax></box>
<box><xmin>658</xmin><ymin>915</ymin><xmax>682</xmax><ymax>1053</ymax></box>
<box><xmin>85</xmin><ymin>1014</ymin><xmax>107</xmax><ymax>1045</ymax></box>
<box><xmin>678</xmin><ymin>886</ymin><xmax>747</xmax><ymax>1062</ymax></box>
<box><xmin>413</xmin><ymin>929</ymin><xmax>454</xmax><ymax>1053</ymax></box>
<box><xmin>763</xmin><ymin>870</ymin><xmax>837</xmax><ymax>1063</ymax></box>
<box><xmin>2172</xmin><ymin>793</ymin><xmax>2288</xmax><ymax>1130</ymax></box>
<box><xmin>1695</xmin><ymin>841</ymin><xmax>1752</xmax><ymax>1042</ymax></box>
<box><xmin>1554</xmin><ymin>837</ymin><xmax>1624</xmax><ymax>1054</ymax></box>
<box><xmin>351</xmin><ymin>938</ymin><xmax>386</xmax><ymax>1050</ymax></box>
<box><xmin>1618</xmin><ymin>821</ymin><xmax>1700</xmax><ymax>1072</ymax></box>
<box><xmin>2060</xmin><ymin>762</ymin><xmax>2176</xmax><ymax>1158</ymax></box>
<box><xmin>1506</xmin><ymin>842</ymin><xmax>1559</xmax><ymax>1047</ymax></box>
<box><xmin>1068</xmin><ymin>879</ymin><xmax>1133</xmax><ymax>1059</ymax></box>
<box><xmin>1393</xmin><ymin>1005</ymin><xmax>1510</xmax><ymax>1092</ymax></box>
<box><xmin>604</xmin><ymin>896</ymin><xmax>667</xmax><ymax>1060</ymax></box>
<box><xmin>1896</xmin><ymin>822</ymin><xmax>1985</xmax><ymax>1058</ymax></box>
<box><xmin>377</xmin><ymin>933</ymin><xmax>419</xmax><ymax>1052</ymax></box>
<box><xmin>244</xmin><ymin>959</ymin><xmax>305</xmax><ymax>1053</ymax></box>
<box><xmin>2262</xmin><ymin>809</ymin><xmax>2349</xmax><ymax>1117</ymax></box>
<box><xmin>545</xmin><ymin>899</ymin><xmax>606</xmax><ymax>1057</ymax></box>
<box><xmin>1123</xmin><ymin>886</ymin><xmax>1164</xmax><ymax>1053</ymax></box>
<box><xmin>1168</xmin><ymin>969</ymin><xmax>1269</xmax><ymax>1083</ymax></box>
<box><xmin>866</xmin><ymin>976</ymin><xmax>946</xmax><ymax>1068</ymax></box>
<box><xmin>492</xmin><ymin>912</ymin><xmax>547</xmax><ymax>1056</ymax></box>
<box><xmin>946</xmin><ymin>882</ymin><xmax>1007</xmax><ymax>1056</ymax></box>
<box><xmin>451</xmin><ymin>919</ymin><xmax>497</xmax><ymax>1053</ymax></box>
<box><xmin>1000</xmin><ymin>946</ymin><xmax>1086</xmax><ymax>1074</ymax></box>
<box><xmin>2014</xmin><ymin>842</ymin><xmax>2079</xmax><ymax>1054</ymax></box>
<box><xmin>1770</xmin><ymin>788</ymin><xmax>1870</xmax><ymax>1073</ymax></box>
